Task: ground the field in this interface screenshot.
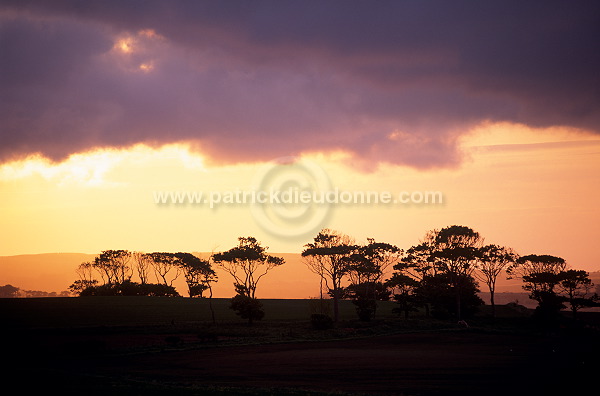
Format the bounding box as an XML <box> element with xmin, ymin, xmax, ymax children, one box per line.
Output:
<box><xmin>2</xmin><ymin>297</ymin><xmax>600</xmax><ymax>395</ymax></box>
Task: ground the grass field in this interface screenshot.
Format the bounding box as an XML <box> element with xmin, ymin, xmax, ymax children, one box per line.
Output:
<box><xmin>2</xmin><ymin>296</ymin><xmax>600</xmax><ymax>395</ymax></box>
<box><xmin>1</xmin><ymin>296</ymin><xmax>399</xmax><ymax>328</ymax></box>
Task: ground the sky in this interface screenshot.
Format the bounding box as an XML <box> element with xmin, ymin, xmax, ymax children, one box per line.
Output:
<box><xmin>1</xmin><ymin>1</ymin><xmax>599</xmax><ymax>291</ymax></box>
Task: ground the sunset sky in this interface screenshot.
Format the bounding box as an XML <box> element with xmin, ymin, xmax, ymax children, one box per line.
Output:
<box><xmin>1</xmin><ymin>0</ymin><xmax>599</xmax><ymax>289</ymax></box>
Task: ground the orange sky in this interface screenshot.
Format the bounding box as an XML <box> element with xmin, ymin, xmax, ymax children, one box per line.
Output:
<box><xmin>1</xmin><ymin>122</ymin><xmax>599</xmax><ymax>297</ymax></box>
<box><xmin>2</xmin><ymin>3</ymin><xmax>600</xmax><ymax>297</ymax></box>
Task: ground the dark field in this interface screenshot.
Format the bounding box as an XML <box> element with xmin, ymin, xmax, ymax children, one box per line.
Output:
<box><xmin>2</xmin><ymin>297</ymin><xmax>600</xmax><ymax>395</ymax></box>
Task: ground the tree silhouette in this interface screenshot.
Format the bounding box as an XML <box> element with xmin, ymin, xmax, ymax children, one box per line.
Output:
<box><xmin>213</xmin><ymin>237</ymin><xmax>284</xmax><ymax>324</ymax></box>
<box><xmin>132</xmin><ymin>251</ymin><xmax>153</xmax><ymax>284</ymax></box>
<box><xmin>0</xmin><ymin>284</ymin><xmax>20</xmax><ymax>298</ymax></box>
<box><xmin>475</xmin><ymin>245</ymin><xmax>518</xmax><ymax>317</ymax></box>
<box><xmin>391</xmin><ymin>226</ymin><xmax>483</xmax><ymax>320</ymax></box>
<box><xmin>68</xmin><ymin>279</ymin><xmax>98</xmax><ymax>295</ymax></box>
<box><xmin>212</xmin><ymin>236</ymin><xmax>284</xmax><ymax>299</ymax></box>
<box><xmin>229</xmin><ymin>294</ymin><xmax>265</xmax><ymax>325</ymax></box>
<box><xmin>431</xmin><ymin>225</ymin><xmax>483</xmax><ymax>320</ymax></box>
<box><xmin>509</xmin><ymin>254</ymin><xmax>567</xmax><ymax>279</ymax></box>
<box><xmin>391</xmin><ymin>230</ymin><xmax>439</xmax><ymax>317</ymax></box>
<box><xmin>557</xmin><ymin>269</ymin><xmax>598</xmax><ymax>320</ymax></box>
<box><xmin>512</xmin><ymin>254</ymin><xmax>568</xmax><ymax>323</ymax></box>
<box><xmin>415</xmin><ymin>272</ymin><xmax>483</xmax><ymax>320</ymax></box>
<box><xmin>344</xmin><ymin>239</ymin><xmax>401</xmax><ymax>320</ymax></box>
<box><xmin>71</xmin><ymin>261</ymin><xmax>98</xmax><ymax>294</ymax></box>
<box><xmin>93</xmin><ymin>250</ymin><xmax>132</xmax><ymax>285</ymax></box>
<box><xmin>176</xmin><ymin>252</ymin><xmax>217</xmax><ymax>298</ymax></box>
<box><xmin>148</xmin><ymin>252</ymin><xmax>182</xmax><ymax>287</ymax></box>
<box><xmin>75</xmin><ymin>261</ymin><xmax>96</xmax><ymax>284</ymax></box>
<box><xmin>302</xmin><ymin>229</ymin><xmax>354</xmax><ymax>322</ymax></box>
<box><xmin>387</xmin><ymin>273</ymin><xmax>420</xmax><ymax>319</ymax></box>
<box><xmin>79</xmin><ymin>280</ymin><xmax>179</xmax><ymax>296</ymax></box>
<box><xmin>346</xmin><ymin>239</ymin><xmax>400</xmax><ymax>285</ymax></box>
<box><xmin>393</xmin><ymin>230</ymin><xmax>440</xmax><ymax>281</ymax></box>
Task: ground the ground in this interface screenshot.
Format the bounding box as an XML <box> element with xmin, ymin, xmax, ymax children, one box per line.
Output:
<box><xmin>3</xmin><ymin>297</ymin><xmax>600</xmax><ymax>395</ymax></box>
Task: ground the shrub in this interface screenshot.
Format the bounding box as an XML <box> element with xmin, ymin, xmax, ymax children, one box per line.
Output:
<box><xmin>310</xmin><ymin>313</ymin><xmax>334</xmax><ymax>330</ymax></box>
<box><xmin>230</xmin><ymin>294</ymin><xmax>265</xmax><ymax>324</ymax></box>
<box><xmin>353</xmin><ymin>299</ymin><xmax>377</xmax><ymax>322</ymax></box>
<box><xmin>79</xmin><ymin>281</ymin><xmax>179</xmax><ymax>297</ymax></box>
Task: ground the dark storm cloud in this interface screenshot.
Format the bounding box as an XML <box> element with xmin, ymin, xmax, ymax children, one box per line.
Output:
<box><xmin>1</xmin><ymin>0</ymin><xmax>598</xmax><ymax>168</ymax></box>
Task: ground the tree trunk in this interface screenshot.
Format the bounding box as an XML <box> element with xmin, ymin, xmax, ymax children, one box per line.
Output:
<box><xmin>208</xmin><ymin>285</ymin><xmax>216</xmax><ymax>325</ymax></box>
<box><xmin>333</xmin><ymin>290</ymin><xmax>339</xmax><ymax>322</ymax></box>
<box><xmin>489</xmin><ymin>281</ymin><xmax>496</xmax><ymax>318</ymax></box>
<box><xmin>319</xmin><ymin>275</ymin><xmax>326</xmax><ymax>315</ymax></box>
<box><xmin>319</xmin><ymin>275</ymin><xmax>324</xmax><ymax>301</ymax></box>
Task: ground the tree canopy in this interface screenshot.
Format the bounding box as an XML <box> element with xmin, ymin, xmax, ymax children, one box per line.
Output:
<box><xmin>302</xmin><ymin>229</ymin><xmax>354</xmax><ymax>322</ymax></box>
<box><xmin>212</xmin><ymin>236</ymin><xmax>284</xmax><ymax>299</ymax></box>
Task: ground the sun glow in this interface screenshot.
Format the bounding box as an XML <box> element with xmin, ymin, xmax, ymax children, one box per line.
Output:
<box><xmin>0</xmin><ymin>152</ymin><xmax>122</xmax><ymax>187</ymax></box>
<box><xmin>109</xmin><ymin>29</ymin><xmax>165</xmax><ymax>73</ymax></box>
<box><xmin>0</xmin><ymin>144</ymin><xmax>208</xmax><ymax>186</ymax></box>
<box><xmin>139</xmin><ymin>62</ymin><xmax>154</xmax><ymax>72</ymax></box>
<box><xmin>461</xmin><ymin>122</ymin><xmax>600</xmax><ymax>148</ymax></box>
<box><xmin>115</xmin><ymin>37</ymin><xmax>134</xmax><ymax>54</ymax></box>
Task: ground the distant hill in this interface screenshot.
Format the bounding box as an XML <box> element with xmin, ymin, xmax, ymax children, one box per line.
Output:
<box><xmin>0</xmin><ymin>253</ymin><xmax>95</xmax><ymax>294</ymax></box>
<box><xmin>0</xmin><ymin>252</ymin><xmax>320</xmax><ymax>298</ymax></box>
<box><xmin>1</xmin><ymin>252</ymin><xmax>599</xmax><ymax>300</ymax></box>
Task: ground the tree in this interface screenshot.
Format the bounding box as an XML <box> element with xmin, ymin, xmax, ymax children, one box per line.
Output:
<box><xmin>394</xmin><ymin>229</ymin><xmax>439</xmax><ymax>281</ymax></box>
<box><xmin>213</xmin><ymin>237</ymin><xmax>283</xmax><ymax>325</ymax></box>
<box><xmin>344</xmin><ymin>239</ymin><xmax>401</xmax><ymax>320</ymax></box>
<box><xmin>148</xmin><ymin>252</ymin><xmax>181</xmax><ymax>287</ymax></box>
<box><xmin>212</xmin><ymin>237</ymin><xmax>284</xmax><ymax>299</ymax></box>
<box><xmin>391</xmin><ymin>230</ymin><xmax>439</xmax><ymax>317</ymax></box>
<box><xmin>512</xmin><ymin>254</ymin><xmax>568</xmax><ymax>322</ymax></box>
<box><xmin>415</xmin><ymin>273</ymin><xmax>483</xmax><ymax>319</ymax></box>
<box><xmin>203</xmin><ymin>252</ymin><xmax>220</xmax><ymax>324</ymax></box>
<box><xmin>75</xmin><ymin>261</ymin><xmax>96</xmax><ymax>284</ymax></box>
<box><xmin>132</xmin><ymin>251</ymin><xmax>153</xmax><ymax>284</ymax></box>
<box><xmin>557</xmin><ymin>270</ymin><xmax>598</xmax><ymax>319</ymax></box>
<box><xmin>71</xmin><ymin>261</ymin><xmax>98</xmax><ymax>294</ymax></box>
<box><xmin>229</xmin><ymin>294</ymin><xmax>265</xmax><ymax>325</ymax></box>
<box><xmin>475</xmin><ymin>245</ymin><xmax>518</xmax><ymax>317</ymax></box>
<box><xmin>509</xmin><ymin>254</ymin><xmax>567</xmax><ymax>279</ymax></box>
<box><xmin>302</xmin><ymin>229</ymin><xmax>354</xmax><ymax>322</ymax></box>
<box><xmin>346</xmin><ymin>239</ymin><xmax>400</xmax><ymax>285</ymax></box>
<box><xmin>522</xmin><ymin>272</ymin><xmax>566</xmax><ymax>322</ymax></box>
<box><xmin>92</xmin><ymin>250</ymin><xmax>132</xmax><ymax>285</ymax></box>
<box><xmin>79</xmin><ymin>280</ymin><xmax>179</xmax><ymax>297</ymax></box>
<box><xmin>387</xmin><ymin>273</ymin><xmax>420</xmax><ymax>319</ymax></box>
<box><xmin>176</xmin><ymin>252</ymin><xmax>217</xmax><ymax>298</ymax></box>
<box><xmin>391</xmin><ymin>226</ymin><xmax>483</xmax><ymax>320</ymax></box>
<box><xmin>431</xmin><ymin>225</ymin><xmax>483</xmax><ymax>320</ymax></box>
<box><xmin>69</xmin><ymin>279</ymin><xmax>98</xmax><ymax>295</ymax></box>
<box><xmin>0</xmin><ymin>284</ymin><xmax>20</xmax><ymax>298</ymax></box>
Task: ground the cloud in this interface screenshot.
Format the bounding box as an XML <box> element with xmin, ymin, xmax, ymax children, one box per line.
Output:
<box><xmin>1</xmin><ymin>0</ymin><xmax>598</xmax><ymax>169</ymax></box>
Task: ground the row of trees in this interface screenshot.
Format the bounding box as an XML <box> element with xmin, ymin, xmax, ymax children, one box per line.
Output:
<box><xmin>70</xmin><ymin>225</ymin><xmax>598</xmax><ymax>325</ymax></box>
<box><xmin>69</xmin><ymin>239</ymin><xmax>282</xmax><ymax>323</ymax></box>
<box><xmin>305</xmin><ymin>226</ymin><xmax>598</xmax><ymax>323</ymax></box>
<box><xmin>512</xmin><ymin>255</ymin><xmax>597</xmax><ymax>321</ymax></box>
<box><xmin>70</xmin><ymin>250</ymin><xmax>217</xmax><ymax>298</ymax></box>
<box><xmin>0</xmin><ymin>284</ymin><xmax>71</xmax><ymax>298</ymax></box>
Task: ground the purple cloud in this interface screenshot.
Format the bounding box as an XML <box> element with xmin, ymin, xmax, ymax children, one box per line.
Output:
<box><xmin>1</xmin><ymin>1</ymin><xmax>598</xmax><ymax>169</ymax></box>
